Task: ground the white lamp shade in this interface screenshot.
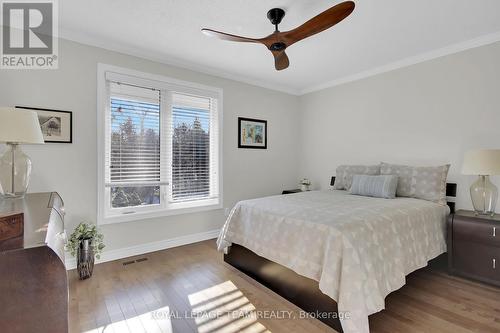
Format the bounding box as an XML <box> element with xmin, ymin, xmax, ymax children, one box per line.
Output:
<box><xmin>0</xmin><ymin>107</ymin><xmax>44</xmax><ymax>144</ymax></box>
<box><xmin>462</xmin><ymin>149</ymin><xmax>500</xmax><ymax>175</ymax></box>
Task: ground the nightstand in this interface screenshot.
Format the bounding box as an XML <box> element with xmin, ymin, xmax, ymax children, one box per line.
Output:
<box><xmin>282</xmin><ymin>189</ymin><xmax>302</xmax><ymax>194</ymax></box>
<box><xmin>447</xmin><ymin>210</ymin><xmax>500</xmax><ymax>286</ymax></box>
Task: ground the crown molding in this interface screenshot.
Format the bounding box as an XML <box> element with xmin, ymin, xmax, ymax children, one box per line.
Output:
<box><xmin>300</xmin><ymin>31</ymin><xmax>500</xmax><ymax>95</ymax></box>
<box><xmin>59</xmin><ymin>29</ymin><xmax>301</xmax><ymax>96</ymax></box>
<box><xmin>60</xmin><ymin>28</ymin><xmax>500</xmax><ymax>97</ymax></box>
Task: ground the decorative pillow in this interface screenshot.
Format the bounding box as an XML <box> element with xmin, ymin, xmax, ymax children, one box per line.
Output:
<box><xmin>333</xmin><ymin>165</ymin><xmax>381</xmax><ymax>190</ymax></box>
<box><xmin>380</xmin><ymin>162</ymin><xmax>450</xmax><ymax>205</ymax></box>
<box><xmin>350</xmin><ymin>175</ymin><xmax>399</xmax><ymax>199</ymax></box>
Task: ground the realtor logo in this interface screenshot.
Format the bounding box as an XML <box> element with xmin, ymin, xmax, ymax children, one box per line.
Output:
<box><xmin>1</xmin><ymin>0</ymin><xmax>58</xmax><ymax>69</ymax></box>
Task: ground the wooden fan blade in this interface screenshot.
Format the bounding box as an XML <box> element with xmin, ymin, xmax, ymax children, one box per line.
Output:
<box><xmin>282</xmin><ymin>1</ymin><xmax>355</xmax><ymax>46</ymax></box>
<box><xmin>272</xmin><ymin>50</ymin><xmax>289</xmax><ymax>71</ymax></box>
<box><xmin>201</xmin><ymin>28</ymin><xmax>262</xmax><ymax>43</ymax></box>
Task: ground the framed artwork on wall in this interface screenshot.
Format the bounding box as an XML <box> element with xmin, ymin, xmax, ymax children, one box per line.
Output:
<box><xmin>15</xmin><ymin>106</ymin><xmax>73</xmax><ymax>143</ymax></box>
<box><xmin>238</xmin><ymin>117</ymin><xmax>267</xmax><ymax>149</ymax></box>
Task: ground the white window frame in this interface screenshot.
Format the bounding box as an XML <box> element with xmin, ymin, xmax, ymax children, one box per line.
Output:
<box><xmin>97</xmin><ymin>64</ymin><xmax>223</xmax><ymax>225</ymax></box>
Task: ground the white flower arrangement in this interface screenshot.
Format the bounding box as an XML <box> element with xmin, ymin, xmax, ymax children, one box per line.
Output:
<box><xmin>300</xmin><ymin>178</ymin><xmax>311</xmax><ymax>186</ymax></box>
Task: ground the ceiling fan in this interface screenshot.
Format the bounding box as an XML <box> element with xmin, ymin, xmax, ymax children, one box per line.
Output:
<box><xmin>201</xmin><ymin>1</ymin><xmax>355</xmax><ymax>71</ymax></box>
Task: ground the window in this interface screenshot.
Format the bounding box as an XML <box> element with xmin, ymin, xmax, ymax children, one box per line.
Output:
<box><xmin>97</xmin><ymin>64</ymin><xmax>222</xmax><ymax>224</ymax></box>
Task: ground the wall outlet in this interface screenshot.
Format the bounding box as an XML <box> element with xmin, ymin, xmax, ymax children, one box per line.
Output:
<box><xmin>224</xmin><ymin>208</ymin><xmax>230</xmax><ymax>217</ymax></box>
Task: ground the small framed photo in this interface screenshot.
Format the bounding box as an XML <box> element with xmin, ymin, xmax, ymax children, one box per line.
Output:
<box><xmin>238</xmin><ymin>117</ymin><xmax>267</xmax><ymax>149</ymax></box>
<box><xmin>16</xmin><ymin>106</ymin><xmax>73</xmax><ymax>143</ymax></box>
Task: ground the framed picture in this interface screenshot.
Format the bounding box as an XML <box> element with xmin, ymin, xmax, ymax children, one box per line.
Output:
<box><xmin>15</xmin><ymin>106</ymin><xmax>73</xmax><ymax>143</ymax></box>
<box><xmin>238</xmin><ymin>117</ymin><xmax>267</xmax><ymax>149</ymax></box>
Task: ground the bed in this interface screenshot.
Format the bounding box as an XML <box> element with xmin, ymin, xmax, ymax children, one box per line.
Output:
<box><xmin>217</xmin><ymin>178</ymin><xmax>456</xmax><ymax>333</ymax></box>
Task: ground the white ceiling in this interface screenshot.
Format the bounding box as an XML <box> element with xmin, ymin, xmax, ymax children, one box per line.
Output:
<box><xmin>60</xmin><ymin>0</ymin><xmax>500</xmax><ymax>95</ymax></box>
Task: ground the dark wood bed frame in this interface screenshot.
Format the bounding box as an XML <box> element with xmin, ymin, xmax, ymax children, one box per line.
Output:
<box><xmin>224</xmin><ymin>177</ymin><xmax>457</xmax><ymax>332</ymax></box>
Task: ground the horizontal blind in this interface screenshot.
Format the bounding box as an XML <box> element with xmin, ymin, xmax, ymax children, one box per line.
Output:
<box><xmin>169</xmin><ymin>92</ymin><xmax>218</xmax><ymax>202</ymax></box>
<box><xmin>106</xmin><ymin>82</ymin><xmax>163</xmax><ymax>187</ymax></box>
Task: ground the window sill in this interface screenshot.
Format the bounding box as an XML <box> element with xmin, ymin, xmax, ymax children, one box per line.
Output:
<box><xmin>98</xmin><ymin>202</ymin><xmax>223</xmax><ymax>225</ymax></box>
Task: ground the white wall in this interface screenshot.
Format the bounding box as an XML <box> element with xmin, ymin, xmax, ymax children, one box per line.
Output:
<box><xmin>2</xmin><ymin>37</ymin><xmax>500</xmax><ymax>257</ymax></box>
<box><xmin>0</xmin><ymin>39</ymin><xmax>301</xmax><ymax>251</ymax></box>
<box><xmin>299</xmin><ymin>41</ymin><xmax>500</xmax><ymax>210</ymax></box>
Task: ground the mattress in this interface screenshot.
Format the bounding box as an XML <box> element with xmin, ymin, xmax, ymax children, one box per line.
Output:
<box><xmin>217</xmin><ymin>190</ymin><xmax>449</xmax><ymax>333</ymax></box>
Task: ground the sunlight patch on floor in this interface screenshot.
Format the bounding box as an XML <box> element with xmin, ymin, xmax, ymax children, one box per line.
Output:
<box><xmin>188</xmin><ymin>280</ymin><xmax>239</xmax><ymax>306</ymax></box>
<box><xmin>189</xmin><ymin>280</ymin><xmax>272</xmax><ymax>333</ymax></box>
<box><xmin>83</xmin><ymin>305</ymin><xmax>173</xmax><ymax>333</ymax></box>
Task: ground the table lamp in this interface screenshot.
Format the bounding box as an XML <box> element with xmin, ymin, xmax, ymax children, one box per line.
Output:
<box><xmin>0</xmin><ymin>107</ymin><xmax>44</xmax><ymax>198</ymax></box>
<box><xmin>462</xmin><ymin>149</ymin><xmax>500</xmax><ymax>216</ymax></box>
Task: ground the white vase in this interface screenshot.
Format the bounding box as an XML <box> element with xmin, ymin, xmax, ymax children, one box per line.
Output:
<box><xmin>470</xmin><ymin>175</ymin><xmax>498</xmax><ymax>216</ymax></box>
<box><xmin>0</xmin><ymin>144</ymin><xmax>32</xmax><ymax>198</ymax></box>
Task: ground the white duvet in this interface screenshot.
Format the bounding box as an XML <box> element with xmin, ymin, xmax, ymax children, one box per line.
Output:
<box><xmin>217</xmin><ymin>190</ymin><xmax>448</xmax><ymax>333</ymax></box>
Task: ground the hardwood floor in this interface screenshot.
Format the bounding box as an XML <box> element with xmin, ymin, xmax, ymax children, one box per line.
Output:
<box><xmin>69</xmin><ymin>240</ymin><xmax>500</xmax><ymax>333</ymax></box>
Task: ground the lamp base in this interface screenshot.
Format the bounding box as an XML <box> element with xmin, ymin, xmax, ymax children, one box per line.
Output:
<box><xmin>470</xmin><ymin>175</ymin><xmax>498</xmax><ymax>217</ymax></box>
<box><xmin>0</xmin><ymin>144</ymin><xmax>32</xmax><ymax>199</ymax></box>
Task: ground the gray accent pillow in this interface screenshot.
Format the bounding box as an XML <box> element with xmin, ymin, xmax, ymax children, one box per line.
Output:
<box><xmin>380</xmin><ymin>162</ymin><xmax>450</xmax><ymax>205</ymax></box>
<box><xmin>333</xmin><ymin>165</ymin><xmax>381</xmax><ymax>190</ymax></box>
<box><xmin>350</xmin><ymin>175</ymin><xmax>399</xmax><ymax>199</ymax></box>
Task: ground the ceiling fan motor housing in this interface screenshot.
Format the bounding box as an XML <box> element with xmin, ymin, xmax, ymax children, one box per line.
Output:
<box><xmin>270</xmin><ymin>42</ymin><xmax>286</xmax><ymax>51</ymax></box>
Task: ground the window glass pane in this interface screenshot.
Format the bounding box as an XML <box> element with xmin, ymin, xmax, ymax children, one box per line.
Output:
<box><xmin>111</xmin><ymin>186</ymin><xmax>160</xmax><ymax>208</ymax></box>
<box><xmin>171</xmin><ymin>96</ymin><xmax>211</xmax><ymax>202</ymax></box>
<box><xmin>109</xmin><ymin>84</ymin><xmax>161</xmax><ymax>208</ymax></box>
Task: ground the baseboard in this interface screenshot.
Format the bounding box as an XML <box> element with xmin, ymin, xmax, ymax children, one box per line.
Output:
<box><xmin>65</xmin><ymin>229</ymin><xmax>220</xmax><ymax>270</ymax></box>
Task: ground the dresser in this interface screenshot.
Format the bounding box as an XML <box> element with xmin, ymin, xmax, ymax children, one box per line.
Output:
<box><xmin>0</xmin><ymin>192</ymin><xmax>68</xmax><ymax>333</ymax></box>
<box><xmin>447</xmin><ymin>209</ymin><xmax>500</xmax><ymax>286</ymax></box>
